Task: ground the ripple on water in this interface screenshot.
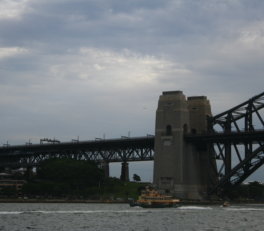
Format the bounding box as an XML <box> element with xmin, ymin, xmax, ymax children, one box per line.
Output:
<box><xmin>0</xmin><ymin>203</ymin><xmax>264</xmax><ymax>231</ymax></box>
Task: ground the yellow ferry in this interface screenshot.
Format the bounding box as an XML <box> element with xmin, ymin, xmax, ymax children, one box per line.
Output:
<box><xmin>130</xmin><ymin>187</ymin><xmax>180</xmax><ymax>208</ymax></box>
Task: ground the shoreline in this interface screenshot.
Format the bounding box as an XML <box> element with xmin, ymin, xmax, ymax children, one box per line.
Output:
<box><xmin>0</xmin><ymin>199</ymin><xmax>126</xmax><ymax>203</ymax></box>
<box><xmin>0</xmin><ymin>198</ymin><xmax>261</xmax><ymax>205</ymax></box>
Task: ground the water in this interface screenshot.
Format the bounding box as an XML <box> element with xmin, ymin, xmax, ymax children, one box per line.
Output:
<box><xmin>0</xmin><ymin>203</ymin><xmax>263</xmax><ymax>231</ymax></box>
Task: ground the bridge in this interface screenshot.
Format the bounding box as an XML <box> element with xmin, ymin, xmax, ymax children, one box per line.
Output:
<box><xmin>0</xmin><ymin>136</ymin><xmax>154</xmax><ymax>181</ymax></box>
<box><xmin>0</xmin><ymin>91</ymin><xmax>263</xmax><ymax>198</ymax></box>
<box><xmin>0</xmin><ymin>136</ymin><xmax>154</xmax><ymax>166</ymax></box>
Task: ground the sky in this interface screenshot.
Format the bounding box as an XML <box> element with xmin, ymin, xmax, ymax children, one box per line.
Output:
<box><xmin>0</xmin><ymin>0</ymin><xmax>264</xmax><ymax>181</ymax></box>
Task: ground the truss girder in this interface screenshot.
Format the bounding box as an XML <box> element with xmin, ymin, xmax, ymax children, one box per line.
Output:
<box><xmin>0</xmin><ymin>137</ymin><xmax>154</xmax><ymax>168</ymax></box>
<box><xmin>210</xmin><ymin>143</ymin><xmax>264</xmax><ymax>195</ymax></box>
<box><xmin>211</xmin><ymin>92</ymin><xmax>264</xmax><ymax>127</ymax></box>
<box><xmin>208</xmin><ymin>91</ymin><xmax>264</xmax><ymax>195</ymax></box>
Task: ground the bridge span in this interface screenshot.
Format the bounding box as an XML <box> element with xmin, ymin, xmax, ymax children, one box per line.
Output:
<box><xmin>1</xmin><ymin>129</ymin><xmax>263</xmax><ymax>166</ymax></box>
<box><xmin>0</xmin><ymin>136</ymin><xmax>154</xmax><ymax>163</ymax></box>
<box><xmin>0</xmin><ymin>90</ymin><xmax>263</xmax><ymax>198</ymax></box>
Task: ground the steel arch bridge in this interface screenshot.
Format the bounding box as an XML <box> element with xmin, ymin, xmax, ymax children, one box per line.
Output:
<box><xmin>186</xmin><ymin>91</ymin><xmax>264</xmax><ymax>195</ymax></box>
<box><xmin>208</xmin><ymin>91</ymin><xmax>264</xmax><ymax>194</ymax></box>
<box><xmin>0</xmin><ymin>91</ymin><xmax>264</xmax><ymax>195</ymax></box>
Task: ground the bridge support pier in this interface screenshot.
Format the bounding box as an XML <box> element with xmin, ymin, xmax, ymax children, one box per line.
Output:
<box><xmin>120</xmin><ymin>162</ymin><xmax>129</xmax><ymax>181</ymax></box>
<box><xmin>153</xmin><ymin>91</ymin><xmax>216</xmax><ymax>200</ymax></box>
<box><xmin>100</xmin><ymin>161</ymin><xmax>110</xmax><ymax>178</ymax></box>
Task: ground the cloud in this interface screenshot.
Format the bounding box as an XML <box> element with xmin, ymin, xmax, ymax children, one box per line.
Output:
<box><xmin>0</xmin><ymin>47</ymin><xmax>28</xmax><ymax>59</ymax></box>
<box><xmin>48</xmin><ymin>47</ymin><xmax>192</xmax><ymax>88</ymax></box>
<box><xmin>0</xmin><ymin>0</ymin><xmax>263</xmax><ymax>139</ymax></box>
<box><xmin>0</xmin><ymin>0</ymin><xmax>32</xmax><ymax>19</ymax></box>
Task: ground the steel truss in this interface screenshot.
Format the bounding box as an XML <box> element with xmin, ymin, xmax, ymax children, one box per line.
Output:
<box><xmin>0</xmin><ymin>137</ymin><xmax>154</xmax><ymax>169</ymax></box>
<box><xmin>208</xmin><ymin>91</ymin><xmax>264</xmax><ymax>195</ymax></box>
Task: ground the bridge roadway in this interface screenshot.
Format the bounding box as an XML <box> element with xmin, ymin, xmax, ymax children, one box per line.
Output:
<box><xmin>185</xmin><ymin>129</ymin><xmax>264</xmax><ymax>144</ymax></box>
<box><xmin>0</xmin><ymin>136</ymin><xmax>155</xmax><ymax>168</ymax></box>
<box><xmin>0</xmin><ymin>130</ymin><xmax>263</xmax><ymax>168</ymax></box>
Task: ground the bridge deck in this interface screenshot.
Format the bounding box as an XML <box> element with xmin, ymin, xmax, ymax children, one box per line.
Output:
<box><xmin>0</xmin><ymin>137</ymin><xmax>155</xmax><ymax>167</ymax></box>
<box><xmin>0</xmin><ymin>136</ymin><xmax>154</xmax><ymax>154</ymax></box>
<box><xmin>185</xmin><ymin>129</ymin><xmax>264</xmax><ymax>143</ymax></box>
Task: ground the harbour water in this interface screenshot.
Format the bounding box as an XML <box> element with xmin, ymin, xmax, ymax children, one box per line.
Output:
<box><xmin>0</xmin><ymin>203</ymin><xmax>263</xmax><ymax>230</ymax></box>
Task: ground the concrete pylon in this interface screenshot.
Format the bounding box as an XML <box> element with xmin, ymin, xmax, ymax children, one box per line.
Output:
<box><xmin>153</xmin><ymin>91</ymin><xmax>215</xmax><ymax>200</ymax></box>
<box><xmin>120</xmin><ymin>162</ymin><xmax>129</xmax><ymax>181</ymax></box>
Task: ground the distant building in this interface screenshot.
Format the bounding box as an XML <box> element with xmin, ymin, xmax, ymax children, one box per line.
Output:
<box><xmin>0</xmin><ymin>179</ymin><xmax>26</xmax><ymax>191</ymax></box>
<box><xmin>0</xmin><ymin>172</ymin><xmax>26</xmax><ymax>195</ymax></box>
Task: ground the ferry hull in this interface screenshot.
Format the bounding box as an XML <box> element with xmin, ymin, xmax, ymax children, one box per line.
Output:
<box><xmin>130</xmin><ymin>201</ymin><xmax>180</xmax><ymax>208</ymax></box>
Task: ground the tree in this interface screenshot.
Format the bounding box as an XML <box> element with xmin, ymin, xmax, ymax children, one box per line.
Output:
<box><xmin>23</xmin><ymin>158</ymin><xmax>105</xmax><ymax>197</ymax></box>
<box><xmin>133</xmin><ymin>174</ymin><xmax>141</xmax><ymax>182</ymax></box>
<box><xmin>248</xmin><ymin>181</ymin><xmax>264</xmax><ymax>200</ymax></box>
<box><xmin>36</xmin><ymin>158</ymin><xmax>104</xmax><ymax>186</ymax></box>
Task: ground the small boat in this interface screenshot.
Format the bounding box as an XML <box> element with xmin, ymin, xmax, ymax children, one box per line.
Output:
<box><xmin>222</xmin><ymin>201</ymin><xmax>230</xmax><ymax>207</ymax></box>
<box><xmin>130</xmin><ymin>187</ymin><xmax>180</xmax><ymax>208</ymax></box>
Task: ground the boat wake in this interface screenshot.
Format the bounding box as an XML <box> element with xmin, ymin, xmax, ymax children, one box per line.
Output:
<box><xmin>178</xmin><ymin>206</ymin><xmax>213</xmax><ymax>210</ymax></box>
<box><xmin>225</xmin><ymin>207</ymin><xmax>264</xmax><ymax>211</ymax></box>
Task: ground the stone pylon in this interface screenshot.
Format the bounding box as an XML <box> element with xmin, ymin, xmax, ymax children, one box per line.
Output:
<box><xmin>120</xmin><ymin>162</ymin><xmax>129</xmax><ymax>181</ymax></box>
<box><xmin>153</xmin><ymin>91</ymin><xmax>215</xmax><ymax>200</ymax></box>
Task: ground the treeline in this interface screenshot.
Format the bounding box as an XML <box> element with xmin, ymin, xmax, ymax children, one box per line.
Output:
<box><xmin>226</xmin><ymin>181</ymin><xmax>264</xmax><ymax>201</ymax></box>
<box><xmin>22</xmin><ymin>158</ymin><xmax>145</xmax><ymax>200</ymax></box>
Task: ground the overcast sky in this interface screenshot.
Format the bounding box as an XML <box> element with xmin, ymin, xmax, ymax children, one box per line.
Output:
<box><xmin>1</xmin><ymin>0</ymin><xmax>264</xmax><ymax>181</ymax></box>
